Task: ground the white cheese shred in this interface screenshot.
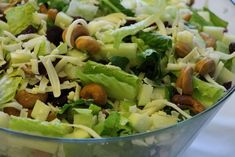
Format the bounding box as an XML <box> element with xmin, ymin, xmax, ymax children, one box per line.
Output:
<box><xmin>66</xmin><ymin>19</ymin><xmax>88</xmax><ymax>48</ymax></box>
<box><xmin>40</xmin><ymin>57</ymin><xmax>61</xmax><ymax>97</ymax></box>
<box><xmin>204</xmin><ymin>74</ymin><xmax>227</xmax><ymax>91</ymax></box>
<box><xmin>68</xmin><ymin>124</ymin><xmax>101</xmax><ymax>138</ymax></box>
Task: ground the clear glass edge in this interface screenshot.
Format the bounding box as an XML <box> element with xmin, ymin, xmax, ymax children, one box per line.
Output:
<box><xmin>0</xmin><ymin>86</ymin><xmax>234</xmax><ymax>143</ymax></box>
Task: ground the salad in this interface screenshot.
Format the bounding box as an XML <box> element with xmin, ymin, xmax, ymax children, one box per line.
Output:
<box><xmin>0</xmin><ymin>0</ymin><xmax>234</xmax><ymax>139</ymax></box>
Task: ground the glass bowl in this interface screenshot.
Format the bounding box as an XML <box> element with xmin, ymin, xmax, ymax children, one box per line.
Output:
<box><xmin>0</xmin><ymin>86</ymin><xmax>234</xmax><ymax>157</ymax></box>
<box><xmin>0</xmin><ymin>1</ymin><xmax>235</xmax><ymax>157</ymax></box>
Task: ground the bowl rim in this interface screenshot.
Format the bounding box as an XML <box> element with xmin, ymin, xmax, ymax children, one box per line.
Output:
<box><xmin>0</xmin><ymin>86</ymin><xmax>234</xmax><ymax>143</ymax></box>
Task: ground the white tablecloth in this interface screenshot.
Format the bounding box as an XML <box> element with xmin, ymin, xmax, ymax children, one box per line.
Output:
<box><xmin>182</xmin><ymin>1</ymin><xmax>235</xmax><ymax>156</ymax></box>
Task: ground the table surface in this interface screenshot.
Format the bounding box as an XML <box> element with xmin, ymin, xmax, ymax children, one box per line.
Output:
<box><xmin>182</xmin><ymin>0</ymin><xmax>235</xmax><ymax>157</ymax></box>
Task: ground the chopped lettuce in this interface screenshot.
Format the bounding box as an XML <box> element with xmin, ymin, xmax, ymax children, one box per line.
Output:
<box><xmin>98</xmin><ymin>111</ymin><xmax>133</xmax><ymax>137</ymax></box>
<box><xmin>5</xmin><ymin>2</ymin><xmax>37</xmax><ymax>35</ymax></box>
<box><xmin>151</xmin><ymin>111</ymin><xmax>178</xmax><ymax>130</ymax></box>
<box><xmin>121</xmin><ymin>0</ymin><xmax>166</xmax><ymax>16</ymax></box>
<box><xmin>9</xmin><ymin>116</ymin><xmax>73</xmax><ymax>137</ymax></box>
<box><xmin>192</xmin><ymin>77</ymin><xmax>224</xmax><ymax>108</ymax></box>
<box><xmin>102</xmin><ymin>14</ymin><xmax>158</xmax><ymax>46</ymax></box>
<box><xmin>203</xmin><ymin>7</ymin><xmax>228</xmax><ymax>28</ymax></box>
<box><xmin>66</xmin><ymin>0</ymin><xmax>99</xmax><ymax>21</ymax></box>
<box><xmin>190</xmin><ymin>10</ymin><xmax>212</xmax><ymax>30</ymax></box>
<box><xmin>110</xmin><ymin>56</ymin><xmax>129</xmax><ymax>70</ymax></box>
<box><xmin>77</xmin><ymin>61</ymin><xmax>140</xmax><ymax>100</ymax></box>
<box><xmin>138</xmin><ymin>31</ymin><xmax>172</xmax><ymax>53</ymax></box>
<box><xmin>137</xmin><ymin>49</ymin><xmax>162</xmax><ymax>81</ymax></box>
<box><xmin>190</xmin><ymin>8</ymin><xmax>228</xmax><ymax>30</ymax></box>
<box><xmin>101</xmin><ymin>112</ymin><xmax>121</xmax><ymax>136</ymax></box>
<box><xmin>99</xmin><ymin>0</ymin><xmax>134</xmax><ymax>16</ymax></box>
<box><xmin>0</xmin><ymin>76</ymin><xmax>22</xmax><ymax>107</ymax></box>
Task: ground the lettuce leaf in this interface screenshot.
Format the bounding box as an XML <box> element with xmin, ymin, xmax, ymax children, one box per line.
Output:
<box><xmin>96</xmin><ymin>111</ymin><xmax>133</xmax><ymax>137</ymax></box>
<box><xmin>99</xmin><ymin>0</ymin><xmax>134</xmax><ymax>16</ymax></box>
<box><xmin>190</xmin><ymin>8</ymin><xmax>228</xmax><ymax>30</ymax></box>
<box><xmin>189</xmin><ymin>10</ymin><xmax>212</xmax><ymax>30</ymax></box>
<box><xmin>9</xmin><ymin>116</ymin><xmax>73</xmax><ymax>137</ymax></box>
<box><xmin>111</xmin><ymin>14</ymin><xmax>158</xmax><ymax>46</ymax></box>
<box><xmin>192</xmin><ymin>77</ymin><xmax>224</xmax><ymax>108</ymax></box>
<box><xmin>204</xmin><ymin>7</ymin><xmax>228</xmax><ymax>28</ymax></box>
<box><xmin>137</xmin><ymin>49</ymin><xmax>161</xmax><ymax>81</ymax></box>
<box><xmin>77</xmin><ymin>61</ymin><xmax>140</xmax><ymax>100</ymax></box>
<box><xmin>5</xmin><ymin>2</ymin><xmax>36</xmax><ymax>35</ymax></box>
<box><xmin>0</xmin><ymin>76</ymin><xmax>22</xmax><ymax>107</ymax></box>
<box><xmin>66</xmin><ymin>0</ymin><xmax>98</xmax><ymax>21</ymax></box>
<box><xmin>138</xmin><ymin>31</ymin><xmax>172</xmax><ymax>53</ymax></box>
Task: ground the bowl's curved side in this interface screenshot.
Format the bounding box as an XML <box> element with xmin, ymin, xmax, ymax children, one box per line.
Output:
<box><xmin>0</xmin><ymin>87</ymin><xmax>234</xmax><ymax>157</ymax></box>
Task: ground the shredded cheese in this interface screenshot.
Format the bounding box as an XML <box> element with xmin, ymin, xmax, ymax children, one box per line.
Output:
<box><xmin>65</xmin><ymin>19</ymin><xmax>88</xmax><ymax>48</ymax></box>
<box><xmin>40</xmin><ymin>57</ymin><xmax>61</xmax><ymax>97</ymax></box>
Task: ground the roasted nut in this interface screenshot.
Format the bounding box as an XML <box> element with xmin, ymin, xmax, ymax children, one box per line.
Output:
<box><xmin>39</xmin><ymin>4</ymin><xmax>48</xmax><ymax>14</ymax></box>
<box><xmin>183</xmin><ymin>13</ymin><xmax>192</xmax><ymax>22</ymax></box>
<box><xmin>27</xmin><ymin>109</ymin><xmax>32</xmax><ymax>118</ymax></box>
<box><xmin>47</xmin><ymin>9</ymin><xmax>58</xmax><ymax>21</ymax></box>
<box><xmin>175</xmin><ymin>42</ymin><xmax>192</xmax><ymax>57</ymax></box>
<box><xmin>176</xmin><ymin>66</ymin><xmax>194</xmax><ymax>95</ymax></box>
<box><xmin>172</xmin><ymin>95</ymin><xmax>205</xmax><ymax>114</ymax></box>
<box><xmin>15</xmin><ymin>90</ymin><xmax>48</xmax><ymax>109</ymax></box>
<box><xmin>47</xmin><ymin>112</ymin><xmax>57</xmax><ymax>122</ymax></box>
<box><xmin>62</xmin><ymin>25</ymin><xmax>89</xmax><ymax>47</ymax></box>
<box><xmin>3</xmin><ymin>107</ymin><xmax>20</xmax><ymax>116</ymax></box>
<box><xmin>21</xmin><ymin>64</ymin><xmax>34</xmax><ymax>76</ymax></box>
<box><xmin>195</xmin><ymin>58</ymin><xmax>216</xmax><ymax>76</ymax></box>
<box><xmin>0</xmin><ymin>3</ymin><xmax>10</xmax><ymax>13</ymax></box>
<box><xmin>80</xmin><ymin>83</ymin><xmax>107</xmax><ymax>106</ymax></box>
<box><xmin>75</xmin><ymin>36</ymin><xmax>101</xmax><ymax>54</ymax></box>
<box><xmin>200</xmin><ymin>32</ymin><xmax>217</xmax><ymax>48</ymax></box>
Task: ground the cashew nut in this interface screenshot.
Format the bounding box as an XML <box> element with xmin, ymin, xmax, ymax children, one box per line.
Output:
<box><xmin>3</xmin><ymin>107</ymin><xmax>20</xmax><ymax>116</ymax></box>
<box><xmin>47</xmin><ymin>111</ymin><xmax>57</xmax><ymax>122</ymax></box>
<box><xmin>80</xmin><ymin>83</ymin><xmax>107</xmax><ymax>106</ymax></box>
<box><xmin>195</xmin><ymin>58</ymin><xmax>216</xmax><ymax>76</ymax></box>
<box><xmin>176</xmin><ymin>66</ymin><xmax>194</xmax><ymax>95</ymax></box>
<box><xmin>47</xmin><ymin>9</ymin><xmax>58</xmax><ymax>21</ymax></box>
<box><xmin>62</xmin><ymin>25</ymin><xmax>89</xmax><ymax>47</ymax></box>
<box><xmin>15</xmin><ymin>90</ymin><xmax>48</xmax><ymax>109</ymax></box>
<box><xmin>175</xmin><ymin>42</ymin><xmax>192</xmax><ymax>58</ymax></box>
<box><xmin>75</xmin><ymin>36</ymin><xmax>101</xmax><ymax>54</ymax></box>
<box><xmin>200</xmin><ymin>32</ymin><xmax>217</xmax><ymax>48</ymax></box>
<box><xmin>39</xmin><ymin>4</ymin><xmax>48</xmax><ymax>14</ymax></box>
<box><xmin>21</xmin><ymin>64</ymin><xmax>34</xmax><ymax>76</ymax></box>
<box><xmin>172</xmin><ymin>95</ymin><xmax>205</xmax><ymax>114</ymax></box>
<box><xmin>183</xmin><ymin>13</ymin><xmax>192</xmax><ymax>22</ymax></box>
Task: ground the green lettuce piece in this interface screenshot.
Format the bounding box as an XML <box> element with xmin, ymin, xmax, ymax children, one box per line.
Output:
<box><xmin>0</xmin><ymin>76</ymin><xmax>22</xmax><ymax>107</ymax></box>
<box><xmin>66</xmin><ymin>0</ymin><xmax>98</xmax><ymax>21</ymax></box>
<box><xmin>190</xmin><ymin>10</ymin><xmax>213</xmax><ymax>30</ymax></box>
<box><xmin>96</xmin><ymin>111</ymin><xmax>133</xmax><ymax>137</ymax></box>
<box><xmin>190</xmin><ymin>8</ymin><xmax>228</xmax><ymax>30</ymax></box>
<box><xmin>204</xmin><ymin>7</ymin><xmax>228</xmax><ymax>28</ymax></box>
<box><xmin>5</xmin><ymin>3</ymin><xmax>36</xmax><ymax>35</ymax></box>
<box><xmin>77</xmin><ymin>61</ymin><xmax>140</xmax><ymax>100</ymax></box>
<box><xmin>138</xmin><ymin>31</ymin><xmax>172</xmax><ymax>53</ymax></box>
<box><xmin>192</xmin><ymin>77</ymin><xmax>224</xmax><ymax>108</ymax></box>
<box><xmin>99</xmin><ymin>0</ymin><xmax>134</xmax><ymax>16</ymax></box>
<box><xmin>9</xmin><ymin>116</ymin><xmax>73</xmax><ymax>137</ymax></box>
<box><xmin>137</xmin><ymin>49</ymin><xmax>161</xmax><ymax>81</ymax></box>
<box><xmin>107</xmin><ymin>14</ymin><xmax>158</xmax><ymax>46</ymax></box>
